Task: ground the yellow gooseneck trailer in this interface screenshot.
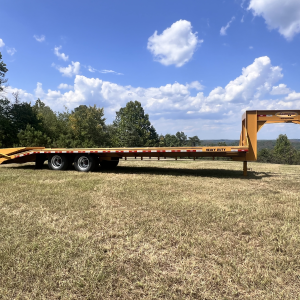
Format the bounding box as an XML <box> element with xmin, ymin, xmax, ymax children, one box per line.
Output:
<box><xmin>1</xmin><ymin>110</ymin><xmax>299</xmax><ymax>176</ymax></box>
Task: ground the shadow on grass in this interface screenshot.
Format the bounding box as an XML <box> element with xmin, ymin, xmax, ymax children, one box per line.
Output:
<box><xmin>5</xmin><ymin>163</ymin><xmax>271</xmax><ymax>179</ymax></box>
<box><xmin>99</xmin><ymin>165</ymin><xmax>270</xmax><ymax>179</ymax></box>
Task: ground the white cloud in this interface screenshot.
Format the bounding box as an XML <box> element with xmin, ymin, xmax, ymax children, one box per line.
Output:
<box><xmin>248</xmin><ymin>0</ymin><xmax>300</xmax><ymax>40</ymax></box>
<box><xmin>100</xmin><ymin>69</ymin><xmax>123</xmax><ymax>75</ymax></box>
<box><xmin>7</xmin><ymin>56</ymin><xmax>300</xmax><ymax>138</ymax></box>
<box><xmin>147</xmin><ymin>20</ymin><xmax>201</xmax><ymax>67</ymax></box>
<box><xmin>270</xmin><ymin>84</ymin><xmax>291</xmax><ymax>95</ymax></box>
<box><xmin>0</xmin><ymin>38</ymin><xmax>5</xmax><ymax>48</ymax></box>
<box><xmin>249</xmin><ymin>46</ymin><xmax>253</xmax><ymax>49</ymax></box>
<box><xmin>54</xmin><ymin>46</ymin><xmax>69</xmax><ymax>61</ymax></box>
<box><xmin>186</xmin><ymin>81</ymin><xmax>204</xmax><ymax>90</ymax></box>
<box><xmin>53</xmin><ymin>61</ymin><xmax>80</xmax><ymax>77</ymax></box>
<box><xmin>34</xmin><ymin>35</ymin><xmax>45</xmax><ymax>42</ymax></box>
<box><xmin>34</xmin><ymin>82</ymin><xmax>63</xmax><ymax>102</ymax></box>
<box><xmin>88</xmin><ymin>66</ymin><xmax>97</xmax><ymax>72</ymax></box>
<box><xmin>58</xmin><ymin>83</ymin><xmax>73</xmax><ymax>90</ymax></box>
<box><xmin>31</xmin><ymin>77</ymin><xmax>206</xmax><ymax>118</ymax></box>
<box><xmin>29</xmin><ymin>57</ymin><xmax>284</xmax><ymax>118</ymax></box>
<box><xmin>2</xmin><ymin>86</ymin><xmax>35</xmax><ymax>103</ymax></box>
<box><xmin>285</xmin><ymin>92</ymin><xmax>300</xmax><ymax>101</ymax></box>
<box><xmin>206</xmin><ymin>56</ymin><xmax>283</xmax><ymax>103</ymax></box>
<box><xmin>87</xmin><ymin>66</ymin><xmax>123</xmax><ymax>75</ymax></box>
<box><xmin>7</xmin><ymin>47</ymin><xmax>17</xmax><ymax>56</ymax></box>
<box><xmin>220</xmin><ymin>17</ymin><xmax>235</xmax><ymax>36</ymax></box>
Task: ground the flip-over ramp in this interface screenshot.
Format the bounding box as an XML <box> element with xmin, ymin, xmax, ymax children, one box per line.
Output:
<box><xmin>0</xmin><ymin>147</ymin><xmax>45</xmax><ymax>164</ymax></box>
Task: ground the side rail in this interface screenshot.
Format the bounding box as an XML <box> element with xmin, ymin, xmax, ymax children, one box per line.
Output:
<box><xmin>13</xmin><ymin>148</ymin><xmax>249</xmax><ymax>158</ymax></box>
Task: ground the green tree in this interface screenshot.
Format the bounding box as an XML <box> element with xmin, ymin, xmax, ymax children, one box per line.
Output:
<box><xmin>33</xmin><ymin>99</ymin><xmax>59</xmax><ymax>140</ymax></box>
<box><xmin>32</xmin><ymin>99</ymin><xmax>73</xmax><ymax>147</ymax></box>
<box><xmin>53</xmin><ymin>108</ymin><xmax>74</xmax><ymax>147</ymax></box>
<box><xmin>0</xmin><ymin>52</ymin><xmax>10</xmax><ymax>147</ymax></box>
<box><xmin>68</xmin><ymin>104</ymin><xmax>107</xmax><ymax>147</ymax></box>
<box><xmin>0</xmin><ymin>99</ymin><xmax>13</xmax><ymax>147</ymax></box>
<box><xmin>18</xmin><ymin>124</ymin><xmax>52</xmax><ymax>147</ymax></box>
<box><xmin>113</xmin><ymin>101</ymin><xmax>158</xmax><ymax>147</ymax></box>
<box><xmin>257</xmin><ymin>148</ymin><xmax>273</xmax><ymax>163</ymax></box>
<box><xmin>104</xmin><ymin>124</ymin><xmax>119</xmax><ymax>147</ymax></box>
<box><xmin>158</xmin><ymin>134</ymin><xmax>166</xmax><ymax>147</ymax></box>
<box><xmin>175</xmin><ymin>131</ymin><xmax>187</xmax><ymax>146</ymax></box>
<box><xmin>0</xmin><ymin>52</ymin><xmax>8</xmax><ymax>92</ymax></box>
<box><xmin>164</xmin><ymin>134</ymin><xmax>180</xmax><ymax>147</ymax></box>
<box><xmin>188</xmin><ymin>136</ymin><xmax>201</xmax><ymax>146</ymax></box>
<box><xmin>10</xmin><ymin>101</ymin><xmax>41</xmax><ymax>145</ymax></box>
<box><xmin>257</xmin><ymin>134</ymin><xmax>300</xmax><ymax>165</ymax></box>
<box><xmin>274</xmin><ymin>134</ymin><xmax>292</xmax><ymax>156</ymax></box>
<box><xmin>273</xmin><ymin>134</ymin><xmax>298</xmax><ymax>164</ymax></box>
<box><xmin>0</xmin><ymin>98</ymin><xmax>42</xmax><ymax>147</ymax></box>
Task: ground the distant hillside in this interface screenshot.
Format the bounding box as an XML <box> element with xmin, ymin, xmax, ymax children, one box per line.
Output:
<box><xmin>201</xmin><ymin>139</ymin><xmax>300</xmax><ymax>151</ymax></box>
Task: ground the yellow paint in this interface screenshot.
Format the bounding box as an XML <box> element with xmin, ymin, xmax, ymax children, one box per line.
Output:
<box><xmin>0</xmin><ymin>153</ymin><xmax>11</xmax><ymax>159</ymax></box>
<box><xmin>234</xmin><ymin>110</ymin><xmax>300</xmax><ymax>161</ymax></box>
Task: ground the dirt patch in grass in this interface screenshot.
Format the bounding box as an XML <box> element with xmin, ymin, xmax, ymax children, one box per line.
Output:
<box><xmin>0</xmin><ymin>160</ymin><xmax>300</xmax><ymax>299</ymax></box>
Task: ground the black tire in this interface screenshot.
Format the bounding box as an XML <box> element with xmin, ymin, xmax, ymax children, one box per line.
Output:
<box><xmin>48</xmin><ymin>154</ymin><xmax>70</xmax><ymax>171</ymax></box>
<box><xmin>74</xmin><ymin>154</ymin><xmax>98</xmax><ymax>172</ymax></box>
<box><xmin>99</xmin><ymin>159</ymin><xmax>119</xmax><ymax>169</ymax></box>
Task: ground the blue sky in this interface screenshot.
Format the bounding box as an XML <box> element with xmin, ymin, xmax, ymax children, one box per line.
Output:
<box><xmin>1</xmin><ymin>0</ymin><xmax>300</xmax><ymax>139</ymax></box>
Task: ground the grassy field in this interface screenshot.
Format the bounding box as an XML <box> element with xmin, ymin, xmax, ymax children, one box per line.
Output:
<box><xmin>0</xmin><ymin>159</ymin><xmax>300</xmax><ymax>299</ymax></box>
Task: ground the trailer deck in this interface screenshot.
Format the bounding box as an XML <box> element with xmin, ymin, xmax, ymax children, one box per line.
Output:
<box><xmin>1</xmin><ymin>110</ymin><xmax>299</xmax><ymax>176</ymax></box>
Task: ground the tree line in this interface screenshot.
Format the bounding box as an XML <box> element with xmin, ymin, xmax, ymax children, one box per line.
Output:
<box><xmin>258</xmin><ymin>134</ymin><xmax>300</xmax><ymax>165</ymax></box>
<box><xmin>0</xmin><ymin>98</ymin><xmax>201</xmax><ymax>149</ymax></box>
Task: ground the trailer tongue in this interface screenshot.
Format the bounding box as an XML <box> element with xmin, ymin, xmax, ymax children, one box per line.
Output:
<box><xmin>1</xmin><ymin>110</ymin><xmax>299</xmax><ymax>176</ymax></box>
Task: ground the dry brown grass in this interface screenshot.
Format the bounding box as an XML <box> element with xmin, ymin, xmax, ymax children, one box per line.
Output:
<box><xmin>0</xmin><ymin>160</ymin><xmax>300</xmax><ymax>299</ymax></box>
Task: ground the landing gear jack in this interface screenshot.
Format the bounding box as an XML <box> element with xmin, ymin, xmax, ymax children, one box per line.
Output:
<box><xmin>243</xmin><ymin>161</ymin><xmax>247</xmax><ymax>177</ymax></box>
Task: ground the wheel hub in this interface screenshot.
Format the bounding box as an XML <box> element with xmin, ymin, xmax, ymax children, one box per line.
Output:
<box><xmin>51</xmin><ymin>155</ymin><xmax>62</xmax><ymax>168</ymax></box>
<box><xmin>78</xmin><ymin>156</ymin><xmax>90</xmax><ymax>170</ymax></box>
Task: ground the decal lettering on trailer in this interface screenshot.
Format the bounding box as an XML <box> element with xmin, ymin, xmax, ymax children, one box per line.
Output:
<box><xmin>275</xmin><ymin>112</ymin><xmax>298</xmax><ymax>118</ymax></box>
<box><xmin>205</xmin><ymin>148</ymin><xmax>226</xmax><ymax>152</ymax></box>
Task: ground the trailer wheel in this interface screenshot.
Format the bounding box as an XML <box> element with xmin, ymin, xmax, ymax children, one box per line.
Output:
<box><xmin>100</xmin><ymin>159</ymin><xmax>119</xmax><ymax>169</ymax></box>
<box><xmin>48</xmin><ymin>154</ymin><xmax>70</xmax><ymax>171</ymax></box>
<box><xmin>74</xmin><ymin>154</ymin><xmax>97</xmax><ymax>172</ymax></box>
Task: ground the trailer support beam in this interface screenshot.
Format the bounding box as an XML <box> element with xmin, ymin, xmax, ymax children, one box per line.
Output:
<box><xmin>243</xmin><ymin>161</ymin><xmax>247</xmax><ymax>177</ymax></box>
